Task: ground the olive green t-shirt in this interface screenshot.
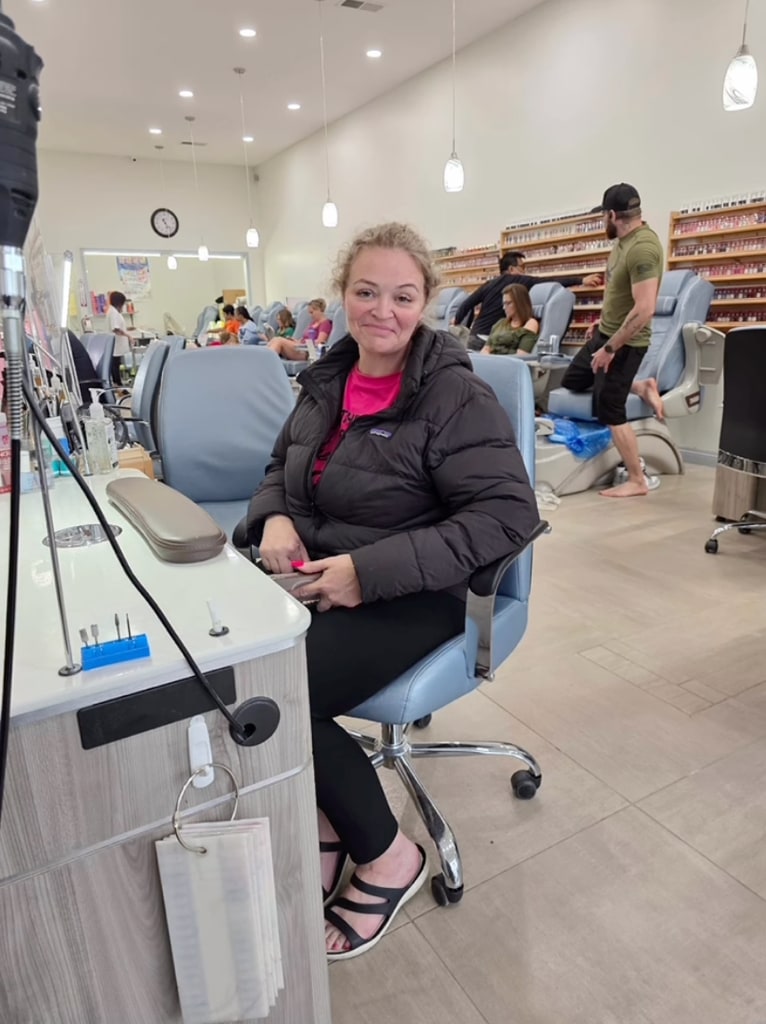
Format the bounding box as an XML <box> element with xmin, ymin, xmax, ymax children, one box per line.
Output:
<box><xmin>600</xmin><ymin>223</ymin><xmax>663</xmax><ymax>348</ymax></box>
<box><xmin>487</xmin><ymin>319</ymin><xmax>539</xmax><ymax>355</ymax></box>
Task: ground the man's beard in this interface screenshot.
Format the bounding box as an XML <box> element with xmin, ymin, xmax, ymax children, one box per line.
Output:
<box><xmin>605</xmin><ymin>220</ymin><xmax>617</xmax><ymax>240</ymax></box>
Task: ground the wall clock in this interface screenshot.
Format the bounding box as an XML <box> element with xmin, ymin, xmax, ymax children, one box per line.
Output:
<box><xmin>150</xmin><ymin>207</ymin><xmax>179</xmax><ymax>238</ymax></box>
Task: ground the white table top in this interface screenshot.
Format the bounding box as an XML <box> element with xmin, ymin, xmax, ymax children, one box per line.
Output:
<box><xmin>1</xmin><ymin>471</ymin><xmax>310</xmax><ymax>725</ymax></box>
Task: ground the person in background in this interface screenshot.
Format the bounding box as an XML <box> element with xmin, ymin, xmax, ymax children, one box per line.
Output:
<box><xmin>452</xmin><ymin>252</ymin><xmax>602</xmax><ymax>344</ymax></box>
<box><xmin>268</xmin><ymin>298</ymin><xmax>332</xmax><ymax>362</ymax></box>
<box><xmin>106</xmin><ymin>291</ymin><xmax>134</xmax><ymax>385</ymax></box>
<box><xmin>482</xmin><ymin>284</ymin><xmax>539</xmax><ymax>355</ymax></box>
<box><xmin>206</xmin><ymin>304</ymin><xmax>240</xmax><ymax>342</ymax></box>
<box><xmin>561</xmin><ymin>183</ymin><xmax>664</xmax><ymax>498</ymax></box>
<box><xmin>221</xmin><ymin>331</ymin><xmax>240</xmax><ymax>346</ymax></box>
<box><xmin>245</xmin><ymin>222</ymin><xmax>538</xmax><ymax>960</ymax></box>
<box><xmin>235</xmin><ymin>306</ymin><xmax>263</xmax><ymax>345</ymax></box>
<box><xmin>221</xmin><ymin>304</ymin><xmax>240</xmax><ymax>334</ymax></box>
<box><xmin>275</xmin><ymin>308</ymin><xmax>296</xmax><ymax>338</ymax></box>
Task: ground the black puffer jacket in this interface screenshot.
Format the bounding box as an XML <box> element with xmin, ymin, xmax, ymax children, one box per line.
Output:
<box><xmin>246</xmin><ymin>325</ymin><xmax>539</xmax><ymax>603</ymax></box>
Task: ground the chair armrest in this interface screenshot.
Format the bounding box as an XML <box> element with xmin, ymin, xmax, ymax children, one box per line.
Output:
<box><xmin>466</xmin><ymin>520</ymin><xmax>549</xmax><ymax>679</ymax></box>
<box><xmin>231</xmin><ymin>512</ymin><xmax>249</xmax><ymax>552</ymax></box>
<box><xmin>469</xmin><ymin>521</ymin><xmax>550</xmax><ymax>597</ymax></box>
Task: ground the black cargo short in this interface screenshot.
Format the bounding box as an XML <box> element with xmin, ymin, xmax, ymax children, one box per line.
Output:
<box><xmin>561</xmin><ymin>329</ymin><xmax>646</xmax><ymax>426</ymax></box>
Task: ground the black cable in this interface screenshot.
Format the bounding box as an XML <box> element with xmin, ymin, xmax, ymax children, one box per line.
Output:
<box><xmin>0</xmin><ymin>437</ymin><xmax>21</xmax><ymax>824</ymax></box>
<box><xmin>22</xmin><ymin>379</ymin><xmax>247</xmax><ymax>742</ymax></box>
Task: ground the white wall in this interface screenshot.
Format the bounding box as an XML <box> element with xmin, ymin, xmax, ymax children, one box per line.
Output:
<box><xmin>35</xmin><ymin>150</ymin><xmax>267</xmax><ymax>324</ymax></box>
<box><xmin>83</xmin><ymin>253</ymin><xmax>248</xmax><ymax>339</ymax></box>
<box><xmin>255</xmin><ymin>0</ymin><xmax>766</xmax><ymax>454</ymax></box>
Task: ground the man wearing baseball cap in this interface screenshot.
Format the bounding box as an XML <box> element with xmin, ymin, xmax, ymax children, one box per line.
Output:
<box><xmin>561</xmin><ymin>183</ymin><xmax>664</xmax><ymax>497</ymax></box>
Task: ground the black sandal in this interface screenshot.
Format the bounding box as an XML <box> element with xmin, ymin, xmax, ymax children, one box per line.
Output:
<box><xmin>325</xmin><ymin>844</ymin><xmax>427</xmax><ymax>962</ymax></box>
<box><xmin>320</xmin><ymin>840</ymin><xmax>350</xmax><ymax>907</ymax></box>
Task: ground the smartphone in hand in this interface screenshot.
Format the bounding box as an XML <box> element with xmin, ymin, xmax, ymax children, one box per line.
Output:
<box><xmin>270</xmin><ymin>571</ymin><xmax>323</xmax><ymax>604</ymax></box>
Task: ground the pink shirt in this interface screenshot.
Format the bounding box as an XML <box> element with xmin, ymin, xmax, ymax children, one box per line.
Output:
<box><xmin>313</xmin><ymin>367</ymin><xmax>403</xmax><ymax>486</ymax></box>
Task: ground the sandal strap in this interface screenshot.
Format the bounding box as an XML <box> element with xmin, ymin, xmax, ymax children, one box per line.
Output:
<box><xmin>324</xmin><ymin>907</ymin><xmax>366</xmax><ymax>951</ymax></box>
<box><xmin>319</xmin><ymin>840</ymin><xmax>345</xmax><ymax>854</ymax></box>
<box><xmin>333</xmin><ymin>894</ymin><xmax>391</xmax><ymax>915</ymax></box>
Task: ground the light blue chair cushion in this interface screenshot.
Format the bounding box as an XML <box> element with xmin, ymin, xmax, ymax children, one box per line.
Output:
<box><xmin>82</xmin><ymin>333</ymin><xmax>115</xmax><ymax>384</ymax></box>
<box><xmin>351</xmin><ymin>353</ymin><xmax>536</xmax><ymax>725</ymax></box>
<box><xmin>548</xmin><ymin>269</ymin><xmax>714</xmax><ymax>422</ymax></box>
<box><xmin>431</xmin><ymin>287</ymin><xmax>467</xmax><ymax>330</ymax></box>
<box><xmin>129</xmin><ymin>340</ymin><xmax>169</xmax><ymax>452</ymax></box>
<box><xmin>199</xmin><ymin>499</ymin><xmax>254</xmax><ymax>539</ymax></box>
<box><xmin>156</xmin><ymin>346</ymin><xmax>295</xmax><ymax>536</ymax></box>
<box><xmin>528</xmin><ymin>282</ymin><xmax>575</xmax><ymax>352</ymax></box>
<box><xmin>326</xmin><ymin>306</ymin><xmax>348</xmax><ymax>348</ymax></box>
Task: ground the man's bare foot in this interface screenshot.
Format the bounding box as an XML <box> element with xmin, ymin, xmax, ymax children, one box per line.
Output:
<box><xmin>632</xmin><ymin>378</ymin><xmax>665</xmax><ymax>421</ymax></box>
<box><xmin>600</xmin><ymin>479</ymin><xmax>650</xmax><ymax>498</ymax></box>
<box><xmin>325</xmin><ymin>831</ymin><xmax>423</xmax><ymax>954</ymax></box>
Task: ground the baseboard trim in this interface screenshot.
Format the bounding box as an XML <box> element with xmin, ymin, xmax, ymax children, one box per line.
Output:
<box><xmin>680</xmin><ymin>448</ymin><xmax>717</xmax><ymax>468</ymax></box>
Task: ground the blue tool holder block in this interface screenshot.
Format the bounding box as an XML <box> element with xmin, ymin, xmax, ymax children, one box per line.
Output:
<box><xmin>81</xmin><ymin>634</ymin><xmax>151</xmax><ymax>671</ymax></box>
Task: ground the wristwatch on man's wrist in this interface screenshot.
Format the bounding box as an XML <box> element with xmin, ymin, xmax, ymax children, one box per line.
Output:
<box><xmin>603</xmin><ymin>342</ymin><xmax>616</xmax><ymax>354</ymax></box>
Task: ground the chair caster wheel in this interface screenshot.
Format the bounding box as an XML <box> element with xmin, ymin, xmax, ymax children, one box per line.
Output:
<box><xmin>431</xmin><ymin>873</ymin><xmax>463</xmax><ymax>906</ymax></box>
<box><xmin>413</xmin><ymin>714</ymin><xmax>432</xmax><ymax>729</ymax></box>
<box><xmin>704</xmin><ymin>539</ymin><xmax>719</xmax><ymax>554</ymax></box>
<box><xmin>511</xmin><ymin>769</ymin><xmax>542</xmax><ymax>799</ymax></box>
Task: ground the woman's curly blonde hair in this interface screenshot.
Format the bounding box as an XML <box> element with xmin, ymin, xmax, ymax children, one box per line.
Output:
<box><xmin>332</xmin><ymin>222</ymin><xmax>441</xmax><ymax>301</ymax></box>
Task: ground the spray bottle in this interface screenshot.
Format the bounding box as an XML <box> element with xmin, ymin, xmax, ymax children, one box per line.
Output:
<box><xmin>84</xmin><ymin>390</ymin><xmax>118</xmax><ymax>474</ymax></box>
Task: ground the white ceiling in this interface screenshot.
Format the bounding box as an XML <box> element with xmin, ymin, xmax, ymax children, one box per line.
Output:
<box><xmin>7</xmin><ymin>0</ymin><xmax>546</xmax><ymax>166</ymax></box>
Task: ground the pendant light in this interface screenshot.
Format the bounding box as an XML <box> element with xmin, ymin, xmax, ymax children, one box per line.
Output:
<box><xmin>723</xmin><ymin>0</ymin><xmax>758</xmax><ymax>111</ymax></box>
<box><xmin>185</xmin><ymin>115</ymin><xmax>209</xmax><ymax>259</ymax></box>
<box><xmin>155</xmin><ymin>144</ymin><xmax>178</xmax><ymax>270</ymax></box>
<box><xmin>234</xmin><ymin>67</ymin><xmax>260</xmax><ymax>248</ymax></box>
<box><xmin>443</xmin><ymin>0</ymin><xmax>464</xmax><ymax>192</ymax></box>
<box><xmin>317</xmin><ymin>0</ymin><xmax>339</xmax><ymax>227</ymax></box>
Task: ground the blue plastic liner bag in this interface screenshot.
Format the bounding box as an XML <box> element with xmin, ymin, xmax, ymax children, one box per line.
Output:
<box><xmin>548</xmin><ymin>416</ymin><xmax>612</xmax><ymax>460</ymax></box>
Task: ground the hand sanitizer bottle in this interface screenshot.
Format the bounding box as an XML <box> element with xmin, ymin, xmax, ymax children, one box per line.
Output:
<box><xmin>84</xmin><ymin>391</ymin><xmax>118</xmax><ymax>474</ymax></box>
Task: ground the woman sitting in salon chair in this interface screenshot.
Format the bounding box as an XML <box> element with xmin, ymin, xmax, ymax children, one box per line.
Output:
<box><xmin>244</xmin><ymin>222</ymin><xmax>539</xmax><ymax>961</ymax></box>
<box><xmin>482</xmin><ymin>283</ymin><xmax>539</xmax><ymax>356</ymax></box>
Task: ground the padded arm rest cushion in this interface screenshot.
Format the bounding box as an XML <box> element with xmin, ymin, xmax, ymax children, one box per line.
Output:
<box><xmin>469</xmin><ymin>521</ymin><xmax>549</xmax><ymax>597</ymax></box>
<box><xmin>106</xmin><ymin>477</ymin><xmax>227</xmax><ymax>563</ymax></box>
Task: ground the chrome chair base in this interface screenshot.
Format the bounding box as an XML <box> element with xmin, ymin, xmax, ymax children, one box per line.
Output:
<box><xmin>347</xmin><ymin>723</ymin><xmax>541</xmax><ymax>903</ymax></box>
<box><xmin>705</xmin><ymin>509</ymin><xmax>766</xmax><ymax>554</ymax></box>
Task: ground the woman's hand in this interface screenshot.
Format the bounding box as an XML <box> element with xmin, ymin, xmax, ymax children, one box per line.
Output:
<box><xmin>294</xmin><ymin>555</ymin><xmax>362</xmax><ymax>613</ymax></box>
<box><xmin>259</xmin><ymin>515</ymin><xmax>309</xmax><ymax>574</ymax></box>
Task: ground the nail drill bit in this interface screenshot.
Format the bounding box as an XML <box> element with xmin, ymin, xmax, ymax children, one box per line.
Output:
<box><xmin>79</xmin><ymin>628</ymin><xmax>89</xmax><ymax>648</ymax></box>
<box><xmin>126</xmin><ymin>613</ymin><xmax>132</xmax><ymax>641</ymax></box>
<box><xmin>115</xmin><ymin>613</ymin><xmax>121</xmax><ymax>641</ymax></box>
<box><xmin>91</xmin><ymin>623</ymin><xmax>99</xmax><ymax>646</ymax></box>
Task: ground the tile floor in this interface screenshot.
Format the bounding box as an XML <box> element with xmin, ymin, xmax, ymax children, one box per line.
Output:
<box><xmin>330</xmin><ymin>466</ymin><xmax>766</xmax><ymax>1024</ymax></box>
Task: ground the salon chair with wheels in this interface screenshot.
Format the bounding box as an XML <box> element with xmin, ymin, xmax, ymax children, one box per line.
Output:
<box><xmin>345</xmin><ymin>353</ymin><xmax>546</xmax><ymax>906</ymax></box>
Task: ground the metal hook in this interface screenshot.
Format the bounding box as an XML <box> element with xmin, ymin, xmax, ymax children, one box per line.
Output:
<box><xmin>172</xmin><ymin>762</ymin><xmax>240</xmax><ymax>855</ymax></box>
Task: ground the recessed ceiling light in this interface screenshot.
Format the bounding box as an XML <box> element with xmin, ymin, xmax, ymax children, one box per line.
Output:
<box><xmin>179</xmin><ymin>89</ymin><xmax>194</xmax><ymax>99</ymax></box>
<box><xmin>149</xmin><ymin>127</ymin><xmax>162</xmax><ymax>135</ymax></box>
<box><xmin>239</xmin><ymin>27</ymin><xmax>257</xmax><ymax>38</ymax></box>
<box><xmin>242</xmin><ymin>135</ymin><xmax>254</xmax><ymax>143</ymax></box>
<box><xmin>287</xmin><ymin>103</ymin><xmax>301</xmax><ymax>111</ymax></box>
<box><xmin>366</xmin><ymin>49</ymin><xmax>383</xmax><ymax>59</ymax></box>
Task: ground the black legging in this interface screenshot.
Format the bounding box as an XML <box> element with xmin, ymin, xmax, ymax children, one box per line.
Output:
<box><xmin>307</xmin><ymin>591</ymin><xmax>466</xmax><ymax>865</ymax></box>
<box><xmin>111</xmin><ymin>355</ymin><xmax>123</xmax><ymax>387</ymax></box>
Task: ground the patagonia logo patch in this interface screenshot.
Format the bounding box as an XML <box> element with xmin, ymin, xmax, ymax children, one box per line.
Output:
<box><xmin>369</xmin><ymin>428</ymin><xmax>393</xmax><ymax>439</ymax></box>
